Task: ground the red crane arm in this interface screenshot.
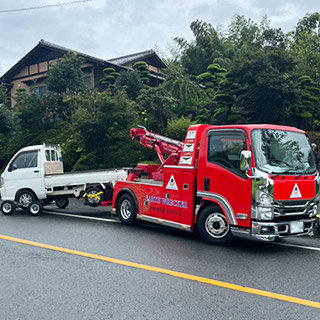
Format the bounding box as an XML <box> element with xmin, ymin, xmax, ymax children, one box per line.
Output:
<box><xmin>130</xmin><ymin>126</ymin><xmax>183</xmax><ymax>164</ymax></box>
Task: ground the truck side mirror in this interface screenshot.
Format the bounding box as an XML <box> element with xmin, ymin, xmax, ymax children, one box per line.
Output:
<box><xmin>8</xmin><ymin>163</ymin><xmax>17</xmax><ymax>172</ymax></box>
<box><xmin>240</xmin><ymin>150</ymin><xmax>252</xmax><ymax>172</ymax></box>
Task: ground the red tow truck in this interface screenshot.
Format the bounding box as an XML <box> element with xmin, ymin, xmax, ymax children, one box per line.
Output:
<box><xmin>111</xmin><ymin>124</ymin><xmax>319</xmax><ymax>245</ymax></box>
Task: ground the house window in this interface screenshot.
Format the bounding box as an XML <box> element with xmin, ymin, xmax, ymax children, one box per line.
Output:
<box><xmin>32</xmin><ymin>85</ymin><xmax>46</xmax><ymax>95</ymax></box>
<box><xmin>83</xmin><ymin>75</ymin><xmax>92</xmax><ymax>88</ymax></box>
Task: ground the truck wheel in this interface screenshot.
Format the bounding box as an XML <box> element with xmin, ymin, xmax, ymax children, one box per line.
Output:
<box><xmin>197</xmin><ymin>205</ymin><xmax>234</xmax><ymax>245</ymax></box>
<box><xmin>84</xmin><ymin>187</ymin><xmax>103</xmax><ymax>207</ymax></box>
<box><xmin>117</xmin><ymin>194</ymin><xmax>137</xmax><ymax>225</ymax></box>
<box><xmin>56</xmin><ymin>198</ymin><xmax>69</xmax><ymax>209</ymax></box>
<box><xmin>1</xmin><ymin>201</ymin><xmax>16</xmax><ymax>215</ymax></box>
<box><xmin>28</xmin><ymin>201</ymin><xmax>43</xmax><ymax>216</ymax></box>
<box><xmin>17</xmin><ymin>190</ymin><xmax>36</xmax><ymax>208</ymax></box>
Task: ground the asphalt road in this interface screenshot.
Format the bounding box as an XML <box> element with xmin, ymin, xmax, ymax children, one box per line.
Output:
<box><xmin>0</xmin><ymin>199</ymin><xmax>320</xmax><ymax>320</ymax></box>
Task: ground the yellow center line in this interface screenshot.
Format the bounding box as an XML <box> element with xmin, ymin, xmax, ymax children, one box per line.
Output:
<box><xmin>1</xmin><ymin>234</ymin><xmax>320</xmax><ymax>309</ymax></box>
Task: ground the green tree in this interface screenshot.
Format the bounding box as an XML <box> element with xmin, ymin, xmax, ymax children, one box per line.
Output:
<box><xmin>164</xmin><ymin>115</ymin><xmax>196</xmax><ymax>141</ymax></box>
<box><xmin>114</xmin><ymin>70</ymin><xmax>144</xmax><ymax>100</ymax></box>
<box><xmin>14</xmin><ymin>88</ymin><xmax>69</xmax><ymax>128</ymax></box>
<box><xmin>162</xmin><ymin>63</ymin><xmax>207</xmax><ymax>118</ymax></box>
<box><xmin>227</xmin><ymin>15</ymin><xmax>286</xmax><ymax>50</ymax></box>
<box><xmin>0</xmin><ymin>104</ymin><xmax>15</xmax><ymax>137</ymax></box>
<box><xmin>65</xmin><ymin>90</ymin><xmax>143</xmax><ymax>170</ymax></box>
<box><xmin>13</xmin><ymin>89</ymin><xmax>47</xmax><ymax>131</ymax></box>
<box><xmin>228</xmin><ymin>15</ymin><xmax>261</xmax><ymax>48</ymax></box>
<box><xmin>0</xmin><ymin>99</ymin><xmax>16</xmax><ymax>170</ymax></box>
<box><xmin>292</xmin><ymin>13</ymin><xmax>320</xmax><ymax>82</ymax></box>
<box><xmin>295</xmin><ymin>12</ymin><xmax>320</xmax><ymax>35</ymax></box>
<box><xmin>45</xmin><ymin>52</ymin><xmax>85</xmax><ymax>94</ymax></box>
<box><xmin>230</xmin><ymin>47</ymin><xmax>295</xmax><ymax>124</ymax></box>
<box><xmin>290</xmin><ymin>75</ymin><xmax>320</xmax><ymax>129</ymax></box>
<box><xmin>136</xmin><ymin>86</ymin><xmax>176</xmax><ymax>132</ymax></box>
<box><xmin>212</xmin><ymin>73</ymin><xmax>240</xmax><ymax>124</ymax></box>
<box><xmin>196</xmin><ymin>63</ymin><xmax>227</xmax><ymax>96</ymax></box>
<box><xmin>173</xmin><ymin>20</ymin><xmax>225</xmax><ymax>75</ymax></box>
<box><xmin>0</xmin><ymin>85</ymin><xmax>10</xmax><ymax>107</ymax></box>
<box><xmin>100</xmin><ymin>67</ymin><xmax>120</xmax><ymax>90</ymax></box>
<box><xmin>133</xmin><ymin>61</ymin><xmax>150</xmax><ymax>85</ymax></box>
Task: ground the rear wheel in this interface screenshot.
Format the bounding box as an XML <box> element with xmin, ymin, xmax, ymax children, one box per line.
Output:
<box><xmin>28</xmin><ymin>201</ymin><xmax>43</xmax><ymax>216</ymax></box>
<box><xmin>1</xmin><ymin>201</ymin><xmax>15</xmax><ymax>215</ymax></box>
<box><xmin>117</xmin><ymin>194</ymin><xmax>137</xmax><ymax>225</ymax></box>
<box><xmin>17</xmin><ymin>190</ymin><xmax>36</xmax><ymax>208</ymax></box>
<box><xmin>56</xmin><ymin>197</ymin><xmax>69</xmax><ymax>209</ymax></box>
<box><xmin>197</xmin><ymin>205</ymin><xmax>234</xmax><ymax>245</ymax></box>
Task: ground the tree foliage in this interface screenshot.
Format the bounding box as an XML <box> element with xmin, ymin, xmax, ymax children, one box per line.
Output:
<box><xmin>133</xmin><ymin>61</ymin><xmax>150</xmax><ymax>85</ymax></box>
<box><xmin>2</xmin><ymin>13</ymin><xmax>320</xmax><ymax>171</ymax></box>
<box><xmin>114</xmin><ymin>70</ymin><xmax>144</xmax><ymax>100</ymax></box>
<box><xmin>100</xmin><ymin>67</ymin><xmax>120</xmax><ymax>90</ymax></box>
<box><xmin>45</xmin><ymin>52</ymin><xmax>85</xmax><ymax>94</ymax></box>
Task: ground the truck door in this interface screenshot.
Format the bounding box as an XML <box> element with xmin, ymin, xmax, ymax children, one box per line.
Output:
<box><xmin>5</xmin><ymin>149</ymin><xmax>45</xmax><ymax>200</ymax></box>
<box><xmin>198</xmin><ymin>129</ymin><xmax>252</xmax><ymax>228</ymax></box>
<box><xmin>162</xmin><ymin>168</ymin><xmax>195</xmax><ymax>226</ymax></box>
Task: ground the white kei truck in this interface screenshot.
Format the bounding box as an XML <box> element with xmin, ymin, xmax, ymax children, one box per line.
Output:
<box><xmin>0</xmin><ymin>144</ymin><xmax>127</xmax><ymax>215</ymax></box>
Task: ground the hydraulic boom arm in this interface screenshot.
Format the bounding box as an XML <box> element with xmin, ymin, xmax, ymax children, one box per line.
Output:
<box><xmin>130</xmin><ymin>126</ymin><xmax>183</xmax><ymax>164</ymax></box>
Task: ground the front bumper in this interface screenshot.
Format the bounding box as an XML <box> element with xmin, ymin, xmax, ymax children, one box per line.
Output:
<box><xmin>231</xmin><ymin>218</ymin><xmax>316</xmax><ymax>241</ymax></box>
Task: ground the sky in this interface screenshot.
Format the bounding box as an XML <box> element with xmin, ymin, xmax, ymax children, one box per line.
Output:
<box><xmin>0</xmin><ymin>0</ymin><xmax>319</xmax><ymax>76</ymax></box>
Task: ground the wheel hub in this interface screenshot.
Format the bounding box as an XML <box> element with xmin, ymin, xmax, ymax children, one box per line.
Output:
<box><xmin>205</xmin><ymin>213</ymin><xmax>229</xmax><ymax>238</ymax></box>
<box><xmin>3</xmin><ymin>203</ymin><xmax>12</xmax><ymax>214</ymax></box>
<box><xmin>120</xmin><ymin>199</ymin><xmax>132</xmax><ymax>219</ymax></box>
<box><xmin>19</xmin><ymin>194</ymin><xmax>33</xmax><ymax>207</ymax></box>
<box><xmin>30</xmin><ymin>204</ymin><xmax>40</xmax><ymax>215</ymax></box>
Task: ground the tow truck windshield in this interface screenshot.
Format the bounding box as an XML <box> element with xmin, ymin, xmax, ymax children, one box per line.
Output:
<box><xmin>251</xmin><ymin>129</ymin><xmax>316</xmax><ymax>175</ymax></box>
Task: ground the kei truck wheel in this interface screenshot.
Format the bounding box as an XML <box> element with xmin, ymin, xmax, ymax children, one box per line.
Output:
<box><xmin>117</xmin><ymin>194</ymin><xmax>137</xmax><ymax>225</ymax></box>
<box><xmin>197</xmin><ymin>205</ymin><xmax>234</xmax><ymax>245</ymax></box>
<box><xmin>1</xmin><ymin>201</ymin><xmax>16</xmax><ymax>215</ymax></box>
<box><xmin>28</xmin><ymin>201</ymin><xmax>43</xmax><ymax>216</ymax></box>
<box><xmin>55</xmin><ymin>197</ymin><xmax>69</xmax><ymax>209</ymax></box>
<box><xmin>17</xmin><ymin>190</ymin><xmax>36</xmax><ymax>208</ymax></box>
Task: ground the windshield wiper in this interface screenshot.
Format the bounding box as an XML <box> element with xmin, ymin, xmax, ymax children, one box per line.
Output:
<box><xmin>271</xmin><ymin>169</ymin><xmax>302</xmax><ymax>178</ymax></box>
<box><xmin>271</xmin><ymin>168</ymin><xmax>316</xmax><ymax>179</ymax></box>
<box><xmin>268</xmin><ymin>160</ymin><xmax>291</xmax><ymax>167</ymax></box>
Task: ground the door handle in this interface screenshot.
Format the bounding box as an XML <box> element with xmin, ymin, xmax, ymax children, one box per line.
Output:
<box><xmin>34</xmin><ymin>170</ymin><xmax>39</xmax><ymax>173</ymax></box>
<box><xmin>204</xmin><ymin>178</ymin><xmax>210</xmax><ymax>191</ymax></box>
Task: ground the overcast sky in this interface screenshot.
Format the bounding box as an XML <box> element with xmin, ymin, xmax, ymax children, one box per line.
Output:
<box><xmin>0</xmin><ymin>0</ymin><xmax>319</xmax><ymax>76</ymax></box>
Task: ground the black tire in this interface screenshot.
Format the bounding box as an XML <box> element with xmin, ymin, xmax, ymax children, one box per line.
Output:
<box><xmin>16</xmin><ymin>190</ymin><xmax>36</xmax><ymax>208</ymax></box>
<box><xmin>197</xmin><ymin>205</ymin><xmax>234</xmax><ymax>245</ymax></box>
<box><xmin>117</xmin><ymin>194</ymin><xmax>137</xmax><ymax>225</ymax></box>
<box><xmin>56</xmin><ymin>197</ymin><xmax>69</xmax><ymax>209</ymax></box>
<box><xmin>28</xmin><ymin>201</ymin><xmax>43</xmax><ymax>216</ymax></box>
<box><xmin>1</xmin><ymin>201</ymin><xmax>15</xmax><ymax>215</ymax></box>
<box><xmin>84</xmin><ymin>187</ymin><xmax>103</xmax><ymax>207</ymax></box>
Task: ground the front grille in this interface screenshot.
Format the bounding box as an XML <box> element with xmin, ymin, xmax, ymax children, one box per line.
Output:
<box><xmin>274</xmin><ymin>199</ymin><xmax>314</xmax><ymax>217</ymax></box>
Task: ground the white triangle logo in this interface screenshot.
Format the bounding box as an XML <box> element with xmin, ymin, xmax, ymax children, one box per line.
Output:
<box><xmin>166</xmin><ymin>174</ymin><xmax>178</xmax><ymax>190</ymax></box>
<box><xmin>290</xmin><ymin>183</ymin><xmax>302</xmax><ymax>198</ymax></box>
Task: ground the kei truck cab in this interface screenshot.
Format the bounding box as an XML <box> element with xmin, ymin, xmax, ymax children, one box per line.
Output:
<box><xmin>112</xmin><ymin>124</ymin><xmax>319</xmax><ymax>245</ymax></box>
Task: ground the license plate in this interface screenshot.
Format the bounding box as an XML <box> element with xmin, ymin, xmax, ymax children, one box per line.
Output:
<box><xmin>290</xmin><ymin>221</ymin><xmax>304</xmax><ymax>234</ymax></box>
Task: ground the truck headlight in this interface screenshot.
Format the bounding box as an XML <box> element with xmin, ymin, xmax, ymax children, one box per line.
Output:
<box><xmin>310</xmin><ymin>192</ymin><xmax>320</xmax><ymax>217</ymax></box>
<box><xmin>256</xmin><ymin>191</ymin><xmax>274</xmax><ymax>221</ymax></box>
<box><xmin>311</xmin><ymin>205</ymin><xmax>318</xmax><ymax>217</ymax></box>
